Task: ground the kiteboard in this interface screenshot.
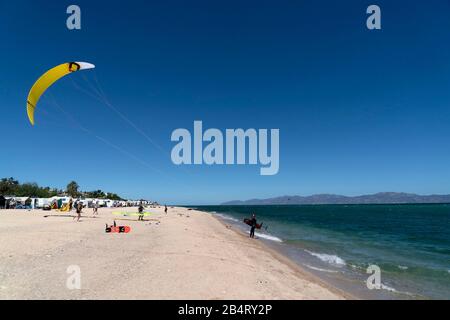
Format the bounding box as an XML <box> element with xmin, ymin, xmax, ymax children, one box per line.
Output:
<box><xmin>243</xmin><ymin>218</ymin><xmax>263</xmax><ymax>229</ymax></box>
<box><xmin>105</xmin><ymin>224</ymin><xmax>131</xmax><ymax>233</ymax></box>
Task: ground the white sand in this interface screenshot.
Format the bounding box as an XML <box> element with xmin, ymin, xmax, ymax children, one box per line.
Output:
<box><xmin>0</xmin><ymin>206</ymin><xmax>347</xmax><ymax>299</ymax></box>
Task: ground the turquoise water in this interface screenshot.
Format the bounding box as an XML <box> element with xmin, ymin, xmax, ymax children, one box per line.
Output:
<box><xmin>191</xmin><ymin>204</ymin><xmax>450</xmax><ymax>299</ymax></box>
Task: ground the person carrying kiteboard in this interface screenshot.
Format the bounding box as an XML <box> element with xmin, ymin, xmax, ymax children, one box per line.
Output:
<box><xmin>250</xmin><ymin>213</ymin><xmax>257</xmax><ymax>238</ymax></box>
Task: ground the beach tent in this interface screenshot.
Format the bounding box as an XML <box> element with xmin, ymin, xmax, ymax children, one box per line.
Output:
<box><xmin>118</xmin><ymin>201</ymin><xmax>127</xmax><ymax>207</ymax></box>
<box><xmin>4</xmin><ymin>197</ymin><xmax>13</xmax><ymax>209</ymax></box>
<box><xmin>31</xmin><ymin>198</ymin><xmax>50</xmax><ymax>209</ymax></box>
<box><xmin>29</xmin><ymin>198</ymin><xmax>47</xmax><ymax>209</ymax></box>
<box><xmin>48</xmin><ymin>196</ymin><xmax>73</xmax><ymax>209</ymax></box>
<box><xmin>82</xmin><ymin>198</ymin><xmax>94</xmax><ymax>208</ymax></box>
<box><xmin>30</xmin><ymin>198</ymin><xmax>37</xmax><ymax>209</ymax></box>
<box><xmin>12</xmin><ymin>197</ymin><xmax>32</xmax><ymax>209</ymax></box>
<box><xmin>105</xmin><ymin>200</ymin><xmax>117</xmax><ymax>208</ymax></box>
<box><xmin>60</xmin><ymin>197</ymin><xmax>71</xmax><ymax>204</ymax></box>
<box><xmin>14</xmin><ymin>197</ymin><xmax>31</xmax><ymax>206</ymax></box>
<box><xmin>49</xmin><ymin>196</ymin><xmax>68</xmax><ymax>209</ymax></box>
<box><xmin>97</xmin><ymin>200</ymin><xmax>106</xmax><ymax>207</ymax></box>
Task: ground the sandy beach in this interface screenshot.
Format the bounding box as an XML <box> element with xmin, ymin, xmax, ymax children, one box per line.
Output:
<box><xmin>0</xmin><ymin>206</ymin><xmax>346</xmax><ymax>300</ymax></box>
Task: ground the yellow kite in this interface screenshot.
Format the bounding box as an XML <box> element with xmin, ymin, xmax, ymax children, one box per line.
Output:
<box><xmin>26</xmin><ymin>62</ymin><xmax>95</xmax><ymax>125</ymax></box>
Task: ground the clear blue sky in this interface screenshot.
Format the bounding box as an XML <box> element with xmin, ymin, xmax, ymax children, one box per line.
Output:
<box><xmin>1</xmin><ymin>1</ymin><xmax>450</xmax><ymax>204</ymax></box>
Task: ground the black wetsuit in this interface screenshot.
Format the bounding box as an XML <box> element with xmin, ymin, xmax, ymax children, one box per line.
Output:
<box><xmin>138</xmin><ymin>205</ymin><xmax>144</xmax><ymax>220</ymax></box>
<box><xmin>250</xmin><ymin>217</ymin><xmax>257</xmax><ymax>238</ymax></box>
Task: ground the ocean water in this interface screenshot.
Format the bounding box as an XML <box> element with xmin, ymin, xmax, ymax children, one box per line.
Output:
<box><xmin>189</xmin><ymin>204</ymin><xmax>450</xmax><ymax>300</ymax></box>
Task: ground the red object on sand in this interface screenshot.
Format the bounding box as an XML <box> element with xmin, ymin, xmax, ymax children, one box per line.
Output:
<box><xmin>105</xmin><ymin>226</ymin><xmax>131</xmax><ymax>233</ymax></box>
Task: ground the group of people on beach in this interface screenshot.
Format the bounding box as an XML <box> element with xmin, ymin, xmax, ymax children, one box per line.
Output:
<box><xmin>68</xmin><ymin>197</ymin><xmax>258</xmax><ymax>239</ymax></box>
<box><xmin>57</xmin><ymin>198</ymin><xmax>99</xmax><ymax>222</ymax></box>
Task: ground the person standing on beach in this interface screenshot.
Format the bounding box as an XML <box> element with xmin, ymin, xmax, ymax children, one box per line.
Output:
<box><xmin>93</xmin><ymin>202</ymin><xmax>98</xmax><ymax>215</ymax></box>
<box><xmin>164</xmin><ymin>205</ymin><xmax>168</xmax><ymax>214</ymax></box>
<box><xmin>250</xmin><ymin>213</ymin><xmax>257</xmax><ymax>238</ymax></box>
<box><xmin>68</xmin><ymin>198</ymin><xmax>73</xmax><ymax>211</ymax></box>
<box><xmin>138</xmin><ymin>202</ymin><xmax>144</xmax><ymax>221</ymax></box>
<box><xmin>75</xmin><ymin>202</ymin><xmax>82</xmax><ymax>222</ymax></box>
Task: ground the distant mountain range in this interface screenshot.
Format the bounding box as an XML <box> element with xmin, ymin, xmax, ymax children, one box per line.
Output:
<box><xmin>221</xmin><ymin>192</ymin><xmax>450</xmax><ymax>205</ymax></box>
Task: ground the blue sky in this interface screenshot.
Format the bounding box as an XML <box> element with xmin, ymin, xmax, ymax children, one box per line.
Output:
<box><xmin>1</xmin><ymin>1</ymin><xmax>450</xmax><ymax>204</ymax></box>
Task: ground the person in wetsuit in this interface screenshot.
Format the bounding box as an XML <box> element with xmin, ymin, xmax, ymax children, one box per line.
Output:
<box><xmin>75</xmin><ymin>201</ymin><xmax>82</xmax><ymax>222</ymax></box>
<box><xmin>138</xmin><ymin>202</ymin><xmax>144</xmax><ymax>221</ymax></box>
<box><xmin>250</xmin><ymin>213</ymin><xmax>257</xmax><ymax>238</ymax></box>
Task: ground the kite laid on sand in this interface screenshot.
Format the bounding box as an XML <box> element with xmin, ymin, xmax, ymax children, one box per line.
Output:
<box><xmin>26</xmin><ymin>61</ymin><xmax>95</xmax><ymax>125</ymax></box>
<box><xmin>57</xmin><ymin>203</ymin><xmax>71</xmax><ymax>212</ymax></box>
<box><xmin>112</xmin><ymin>211</ymin><xmax>154</xmax><ymax>217</ymax></box>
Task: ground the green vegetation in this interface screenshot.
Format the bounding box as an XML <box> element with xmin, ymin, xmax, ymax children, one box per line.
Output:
<box><xmin>66</xmin><ymin>181</ymin><xmax>80</xmax><ymax>198</ymax></box>
<box><xmin>0</xmin><ymin>177</ymin><xmax>124</xmax><ymax>200</ymax></box>
<box><xmin>84</xmin><ymin>190</ymin><xmax>123</xmax><ymax>200</ymax></box>
<box><xmin>0</xmin><ymin>177</ymin><xmax>59</xmax><ymax>198</ymax></box>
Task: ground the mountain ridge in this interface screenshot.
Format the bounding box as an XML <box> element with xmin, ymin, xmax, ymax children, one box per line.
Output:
<box><xmin>221</xmin><ymin>192</ymin><xmax>450</xmax><ymax>205</ymax></box>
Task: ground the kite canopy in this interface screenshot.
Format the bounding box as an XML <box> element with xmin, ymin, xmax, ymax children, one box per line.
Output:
<box><xmin>112</xmin><ymin>211</ymin><xmax>154</xmax><ymax>216</ymax></box>
<box><xmin>26</xmin><ymin>62</ymin><xmax>95</xmax><ymax>125</ymax></box>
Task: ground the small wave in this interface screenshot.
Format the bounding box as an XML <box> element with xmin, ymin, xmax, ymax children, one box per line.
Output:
<box><xmin>365</xmin><ymin>281</ymin><xmax>415</xmax><ymax>297</ymax></box>
<box><xmin>349</xmin><ymin>264</ymin><xmax>364</xmax><ymax>271</ymax></box>
<box><xmin>305</xmin><ymin>250</ymin><xmax>346</xmax><ymax>266</ymax></box>
<box><xmin>379</xmin><ymin>283</ymin><xmax>415</xmax><ymax>297</ymax></box>
<box><xmin>398</xmin><ymin>265</ymin><xmax>408</xmax><ymax>270</ymax></box>
<box><xmin>304</xmin><ymin>264</ymin><xmax>339</xmax><ymax>273</ymax></box>
<box><xmin>215</xmin><ymin>213</ymin><xmax>239</xmax><ymax>222</ymax></box>
<box><xmin>380</xmin><ymin>283</ymin><xmax>397</xmax><ymax>292</ymax></box>
<box><xmin>255</xmin><ymin>232</ymin><xmax>283</xmax><ymax>242</ymax></box>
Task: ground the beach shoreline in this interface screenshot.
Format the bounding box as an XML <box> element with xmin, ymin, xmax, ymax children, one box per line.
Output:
<box><xmin>0</xmin><ymin>206</ymin><xmax>347</xmax><ymax>300</ymax></box>
<box><xmin>210</xmin><ymin>213</ymin><xmax>354</xmax><ymax>300</ymax></box>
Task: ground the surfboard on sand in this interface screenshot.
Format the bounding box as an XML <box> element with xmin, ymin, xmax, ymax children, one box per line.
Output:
<box><xmin>243</xmin><ymin>218</ymin><xmax>263</xmax><ymax>229</ymax></box>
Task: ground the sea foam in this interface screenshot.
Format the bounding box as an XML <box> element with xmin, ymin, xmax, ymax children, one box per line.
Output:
<box><xmin>215</xmin><ymin>213</ymin><xmax>239</xmax><ymax>223</ymax></box>
<box><xmin>305</xmin><ymin>250</ymin><xmax>346</xmax><ymax>266</ymax></box>
<box><xmin>255</xmin><ymin>232</ymin><xmax>283</xmax><ymax>242</ymax></box>
<box><xmin>304</xmin><ymin>264</ymin><xmax>339</xmax><ymax>273</ymax></box>
<box><xmin>380</xmin><ymin>283</ymin><xmax>397</xmax><ymax>292</ymax></box>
